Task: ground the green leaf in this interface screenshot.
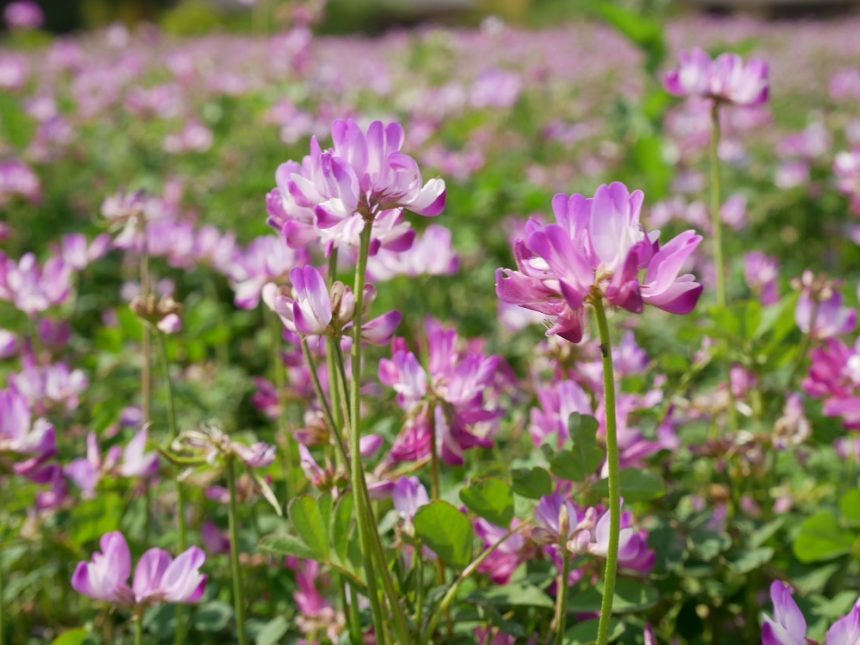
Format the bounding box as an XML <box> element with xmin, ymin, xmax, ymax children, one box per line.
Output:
<box><xmin>728</xmin><ymin>547</ymin><xmax>774</xmax><ymax>574</ymax></box>
<box><xmin>689</xmin><ymin>527</ymin><xmax>732</xmax><ymax>561</ymax></box>
<box><xmin>414</xmin><ymin>500</ymin><xmax>474</xmax><ymax>569</ymax></box>
<box><xmin>50</xmin><ymin>629</ymin><xmax>95</xmax><ymax>645</ymax></box>
<box><xmin>564</xmin><ymin>618</ymin><xmax>625</xmax><ymax>644</ymax></box>
<box><xmin>569</xmin><ymin>413</ymin><xmax>599</xmax><ymax>440</ymax></box>
<box><xmin>568</xmin><ymin>579</ymin><xmax>659</xmax><ymax>614</ymax></box>
<box><xmin>332</xmin><ymin>492</ymin><xmax>355</xmax><ymax>564</ymax></box>
<box><xmin>256</xmin><ymin>616</ymin><xmax>290</xmax><ymax>645</ymax></box>
<box><xmin>559</xmin><ymin>414</ymin><xmax>605</xmax><ymax>481</ymax></box>
<box><xmin>258</xmin><ymin>534</ymin><xmax>318</xmax><ymax>560</ymax></box>
<box><xmin>460</xmin><ymin>477</ymin><xmax>514</xmax><ymax>527</ymax></box>
<box><xmin>793</xmin><ymin>510</ymin><xmax>854</xmax><ymax>563</ymax></box>
<box><xmin>592</xmin><ymin>470</ymin><xmax>665</xmax><ymax>502</ymax></box>
<box><xmin>288</xmin><ymin>494</ymin><xmax>331</xmax><ymax>560</ymax></box>
<box><xmin>70</xmin><ymin>493</ymin><xmax>123</xmax><ymax>546</ymax></box>
<box><xmin>193</xmin><ymin>601</ymin><xmax>233</xmax><ymax>632</ymax></box>
<box><xmin>512</xmin><ymin>467</ymin><xmax>553</xmax><ymax>499</ymax></box>
<box><xmin>839</xmin><ymin>490</ymin><xmax>860</xmax><ymax>526</ymax></box>
<box><xmin>467</xmin><ymin>582</ymin><xmax>554</xmax><ymax>609</ymax></box>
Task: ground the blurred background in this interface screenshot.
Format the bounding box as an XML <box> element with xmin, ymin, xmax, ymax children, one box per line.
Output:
<box><xmin>1</xmin><ymin>0</ymin><xmax>859</xmax><ymax>36</ymax></box>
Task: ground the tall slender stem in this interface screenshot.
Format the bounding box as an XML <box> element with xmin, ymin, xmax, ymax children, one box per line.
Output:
<box><xmin>593</xmin><ymin>299</ymin><xmax>619</xmax><ymax>645</ymax></box>
<box><xmin>268</xmin><ymin>312</ymin><xmax>296</xmax><ymax>502</ymax></box>
<box><xmin>554</xmin><ymin>550</ymin><xmax>572</xmax><ymax>645</ymax></box>
<box><xmin>226</xmin><ymin>457</ymin><xmax>249</xmax><ymax>645</ymax></box>
<box><xmin>133</xmin><ymin>613</ymin><xmax>143</xmax><ymax>645</ymax></box>
<box><xmin>349</xmin><ymin>224</ymin><xmax>412</xmax><ymax>643</ymax></box>
<box><xmin>709</xmin><ymin>102</ymin><xmax>725</xmax><ymax>308</ymax></box>
<box><xmin>709</xmin><ymin>102</ymin><xmax>739</xmax><ymax>433</ymax></box>
<box><xmin>301</xmin><ymin>337</ymin><xmax>349</xmax><ymax>465</ymax></box>
<box><xmin>139</xmin><ymin>221</ymin><xmax>153</xmax><ymax>425</ymax></box>
<box><xmin>0</xmin><ymin>531</ymin><xmax>4</xmax><ymax>645</ymax></box>
<box><xmin>157</xmin><ymin>332</ymin><xmax>188</xmax><ymax>645</ymax></box>
<box><xmin>427</xmin><ymin>402</ymin><xmax>450</xmax><ymax>636</ymax></box>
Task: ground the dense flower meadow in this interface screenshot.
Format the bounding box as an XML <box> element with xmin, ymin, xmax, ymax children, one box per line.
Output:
<box><xmin>4</xmin><ymin>3</ymin><xmax>860</xmax><ymax>643</ymax></box>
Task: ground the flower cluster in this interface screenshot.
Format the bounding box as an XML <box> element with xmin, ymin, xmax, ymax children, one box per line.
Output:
<box><xmin>380</xmin><ymin>319</ymin><xmax>507</xmax><ymax>465</ymax></box>
<box><xmin>72</xmin><ymin>532</ymin><xmax>206</xmax><ymax>607</ymax></box>
<box><xmin>496</xmin><ymin>182</ymin><xmax>703</xmax><ymax>343</ymax></box>
<box><xmin>267</xmin><ymin>118</ymin><xmax>446</xmax><ymax>256</ymax></box>
<box><xmin>267</xmin><ymin>265</ymin><xmax>401</xmax><ymax>344</ymax></box>
<box><xmin>664</xmin><ymin>47</ymin><xmax>770</xmax><ymax>107</ymax></box>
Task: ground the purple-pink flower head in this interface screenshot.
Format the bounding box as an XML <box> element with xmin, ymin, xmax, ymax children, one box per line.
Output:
<box><xmin>744</xmin><ymin>251</ymin><xmax>779</xmax><ymax>306</ymax></box>
<box><xmin>496</xmin><ymin>182</ymin><xmax>702</xmax><ymax>343</ymax></box>
<box><xmin>796</xmin><ymin>286</ymin><xmax>857</xmax><ymax>340</ymax></box>
<box><xmin>268</xmin><ymin>119</ymin><xmax>445</xmax><ymax>257</ymax></box>
<box><xmin>762</xmin><ymin>581</ymin><xmax>807</xmax><ymax>645</ymax></box>
<box><xmin>0</xmin><ymin>385</ymin><xmax>57</xmax><ymax>482</ymax></box>
<box><xmin>0</xmin><ymin>252</ymin><xmax>72</xmax><ymax>317</ymax></box>
<box><xmin>381</xmin><ymin>320</ymin><xmax>505</xmax><ymax>466</ymax></box>
<box><xmin>4</xmin><ymin>0</ymin><xmax>43</xmax><ymax>30</ymax></box>
<box><xmin>72</xmin><ymin>531</ymin><xmax>206</xmax><ymax>607</ymax></box>
<box><xmin>392</xmin><ymin>476</ymin><xmax>430</xmax><ymax>523</ymax></box>
<box><xmin>664</xmin><ymin>48</ymin><xmax>769</xmax><ymax>107</ymax></box>
<box><xmin>267</xmin><ymin>264</ymin><xmax>402</xmax><ymax>345</ymax></box>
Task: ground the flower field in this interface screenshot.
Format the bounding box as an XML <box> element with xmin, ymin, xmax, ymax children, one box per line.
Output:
<box><xmin>3</xmin><ymin>3</ymin><xmax>860</xmax><ymax>643</ymax></box>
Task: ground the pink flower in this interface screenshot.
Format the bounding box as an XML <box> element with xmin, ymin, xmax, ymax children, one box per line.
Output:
<box><xmin>664</xmin><ymin>48</ymin><xmax>769</xmax><ymax>107</ymax></box>
<box><xmin>0</xmin><ymin>252</ymin><xmax>71</xmax><ymax>316</ymax></box>
<box><xmin>744</xmin><ymin>252</ymin><xmax>779</xmax><ymax>306</ymax></box>
<box><xmin>827</xmin><ymin>603</ymin><xmax>860</xmax><ymax>645</ymax></box>
<box><xmin>796</xmin><ymin>290</ymin><xmax>856</xmax><ymax>340</ymax></box>
<box><xmin>119</xmin><ymin>428</ymin><xmax>159</xmax><ymax>479</ymax></box>
<box><xmin>367</xmin><ymin>224</ymin><xmax>459</xmax><ymax>281</ymax></box>
<box><xmin>0</xmin><ymin>385</ymin><xmax>56</xmax><ymax>483</ymax></box>
<box><xmin>475</xmin><ymin>518</ymin><xmax>528</xmax><ymax>584</ymax></box>
<box><xmin>230</xmin><ymin>236</ymin><xmax>308</xmax><ymax>309</ymax></box>
<box><xmin>0</xmin><ymin>159</ymin><xmax>41</xmax><ymax>204</ymax></box>
<box><xmin>835</xmin><ymin>148</ymin><xmax>860</xmax><ymax>214</ymax></box>
<box><xmin>268</xmin><ymin>265</ymin><xmax>402</xmax><ymax>345</ymax></box>
<box><xmin>0</xmin><ymin>54</ymin><xmax>29</xmax><ymax>92</ymax></box>
<box><xmin>71</xmin><ymin>532</ymin><xmax>134</xmax><ymax>604</ymax></box>
<box><xmin>805</xmin><ymin>337</ymin><xmax>860</xmax><ymax>431</ymax></box>
<box><xmin>529</xmin><ymin>380</ymin><xmax>591</xmax><ymax>448</ymax></box>
<box><xmin>392</xmin><ymin>476</ymin><xmax>430</xmax><ymax>522</ymax></box>
<box><xmin>267</xmin><ymin>119</ymin><xmax>445</xmax><ymax>257</ymax></box>
<box><xmin>581</xmin><ymin>505</ymin><xmax>655</xmax><ymax>574</ymax></box>
<box><xmin>381</xmin><ymin>321</ymin><xmax>504</xmax><ymax>465</ymax></box>
<box><xmin>763</xmin><ymin>581</ymin><xmax>807</xmax><ymax>645</ymax></box>
<box><xmin>72</xmin><ymin>531</ymin><xmax>206</xmax><ymax>606</ymax></box>
<box><xmin>496</xmin><ymin>182</ymin><xmax>702</xmax><ymax>343</ymax></box>
<box><xmin>65</xmin><ymin>433</ymin><xmax>121</xmax><ymax>498</ymax></box>
<box><xmin>3</xmin><ymin>0</ymin><xmax>43</xmax><ymax>29</ymax></box>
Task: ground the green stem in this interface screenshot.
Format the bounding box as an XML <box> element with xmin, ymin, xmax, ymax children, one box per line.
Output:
<box><xmin>301</xmin><ymin>337</ymin><xmax>349</xmax><ymax>465</ymax></box>
<box><xmin>139</xmin><ymin>220</ymin><xmax>153</xmax><ymax>425</ymax></box>
<box><xmin>415</xmin><ymin>543</ymin><xmax>425</xmax><ymax>630</ymax></box>
<box><xmin>133</xmin><ymin>612</ymin><xmax>143</xmax><ymax>645</ymax></box>
<box><xmin>421</xmin><ymin>522</ymin><xmax>530</xmax><ymax>642</ymax></box>
<box><xmin>709</xmin><ymin>101</ymin><xmax>726</xmax><ymax>309</ymax></box>
<box><xmin>593</xmin><ymin>300</ymin><xmax>620</xmax><ymax>645</ymax></box>
<box><xmin>332</xmin><ymin>340</ymin><xmax>353</xmax><ymax>426</ymax></box>
<box><xmin>427</xmin><ymin>402</ymin><xmax>450</xmax><ymax>636</ymax></box>
<box><xmin>554</xmin><ymin>549</ymin><xmax>572</xmax><ymax>645</ymax></box>
<box><xmin>156</xmin><ymin>332</ymin><xmax>188</xmax><ymax>645</ymax></box>
<box><xmin>226</xmin><ymin>457</ymin><xmax>249</xmax><ymax>645</ymax></box>
<box><xmin>0</xmin><ymin>536</ymin><xmax>4</xmax><ymax>645</ymax></box>
<box><xmin>268</xmin><ymin>312</ymin><xmax>296</xmax><ymax>503</ymax></box>
<box><xmin>350</xmin><ymin>224</ymin><xmax>412</xmax><ymax>643</ymax></box>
